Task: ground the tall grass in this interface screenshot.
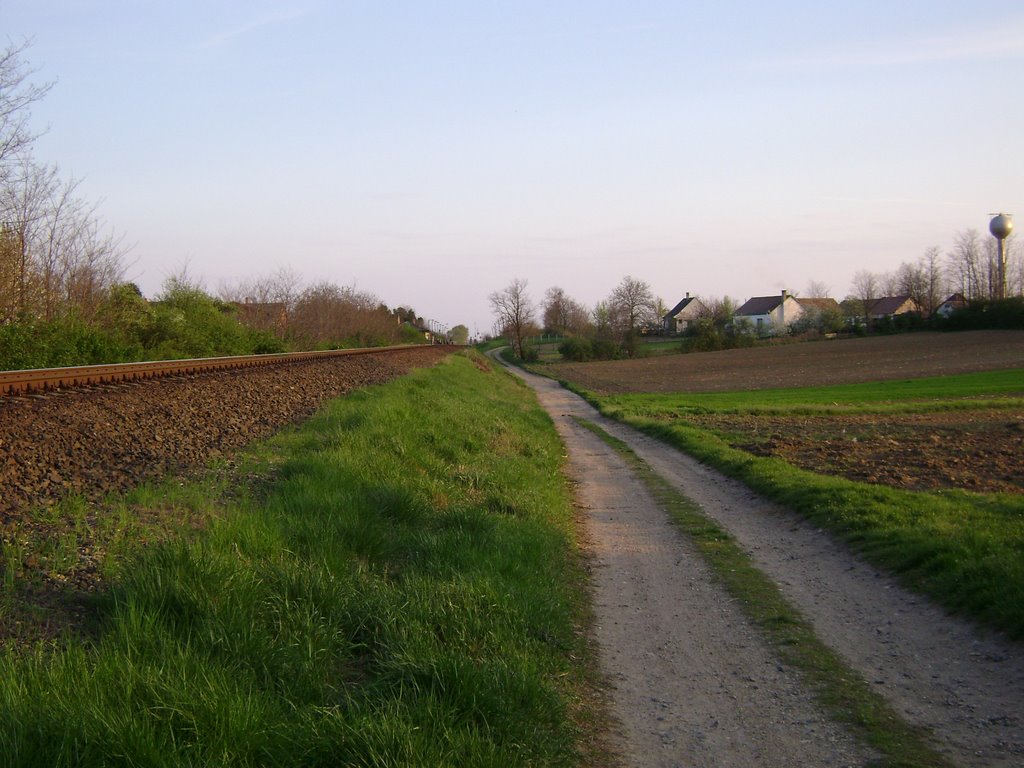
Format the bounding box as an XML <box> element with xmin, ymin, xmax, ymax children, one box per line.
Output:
<box><xmin>0</xmin><ymin>352</ymin><xmax>596</xmax><ymax>766</ymax></box>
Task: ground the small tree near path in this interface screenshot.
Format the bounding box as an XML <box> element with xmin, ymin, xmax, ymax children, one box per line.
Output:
<box><xmin>489</xmin><ymin>278</ymin><xmax>535</xmax><ymax>358</ymax></box>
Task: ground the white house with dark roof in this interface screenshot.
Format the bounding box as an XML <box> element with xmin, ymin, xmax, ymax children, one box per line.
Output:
<box><xmin>734</xmin><ymin>290</ymin><xmax>804</xmax><ymax>335</ymax></box>
<box><xmin>662</xmin><ymin>293</ymin><xmax>707</xmax><ymax>334</ymax></box>
<box><xmin>933</xmin><ymin>293</ymin><xmax>967</xmax><ymax>319</ymax></box>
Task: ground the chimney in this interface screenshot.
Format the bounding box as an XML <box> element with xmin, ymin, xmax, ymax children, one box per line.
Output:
<box><xmin>685</xmin><ymin>291</ymin><xmax>690</xmax><ymax>299</ymax></box>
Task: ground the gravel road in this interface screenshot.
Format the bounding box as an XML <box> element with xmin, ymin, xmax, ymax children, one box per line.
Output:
<box><xmin>500</xmin><ymin>357</ymin><xmax>1024</xmax><ymax>767</ymax></box>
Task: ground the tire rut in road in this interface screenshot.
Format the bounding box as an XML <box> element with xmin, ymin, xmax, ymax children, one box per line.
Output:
<box><xmin>502</xmin><ymin>358</ymin><xmax>875</xmax><ymax>767</ymax></box>
<box><xmin>499</xmin><ymin>355</ymin><xmax>1024</xmax><ymax>767</ymax></box>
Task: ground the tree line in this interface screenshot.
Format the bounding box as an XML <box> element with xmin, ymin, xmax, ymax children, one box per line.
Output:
<box><xmin>851</xmin><ymin>230</ymin><xmax>1021</xmax><ymax>320</ymax></box>
<box><xmin>1</xmin><ymin>41</ymin><xmax>126</xmax><ymax>327</ymax></box>
<box><xmin>491</xmin><ymin>230</ymin><xmax>1021</xmax><ymax>361</ymax></box>
<box><xmin>0</xmin><ymin>42</ymin><xmax>452</xmax><ymax>371</ymax></box>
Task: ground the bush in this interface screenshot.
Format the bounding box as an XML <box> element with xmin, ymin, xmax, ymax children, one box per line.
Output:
<box><xmin>144</xmin><ymin>283</ymin><xmax>255</xmax><ymax>359</ymax></box>
<box><xmin>682</xmin><ymin>319</ymin><xmax>723</xmax><ymax>352</ymax></box>
<box><xmin>558</xmin><ymin>337</ymin><xmax>592</xmax><ymax>362</ymax></box>
<box><xmin>0</xmin><ymin>318</ymin><xmax>133</xmax><ymax>370</ymax></box>
<box><xmin>939</xmin><ymin>298</ymin><xmax>1024</xmax><ymax>331</ymax></box>
<box><xmin>590</xmin><ymin>339</ymin><xmax>620</xmax><ymax>360</ymax></box>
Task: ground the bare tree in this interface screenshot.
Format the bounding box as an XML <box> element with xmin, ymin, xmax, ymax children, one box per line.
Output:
<box><xmin>803</xmin><ymin>280</ymin><xmax>832</xmax><ymax>298</ymax></box>
<box><xmin>489</xmin><ymin>278</ymin><xmax>535</xmax><ymax>358</ymax></box>
<box><xmin>894</xmin><ymin>261</ymin><xmax>925</xmax><ymax>306</ymax></box>
<box><xmin>696</xmin><ymin>295</ymin><xmax>738</xmax><ymax>329</ymax></box>
<box><xmin>542</xmin><ymin>285</ymin><xmax>591</xmax><ymax>337</ymax></box>
<box><xmin>0</xmin><ymin>156</ymin><xmax>52</xmax><ymax>318</ymax></box>
<box><xmin>919</xmin><ymin>245</ymin><xmax>947</xmax><ymax>316</ymax></box>
<box><xmin>607</xmin><ymin>275</ymin><xmax>657</xmax><ymax>340</ymax></box>
<box><xmin>851</xmin><ymin>269</ymin><xmax>879</xmax><ymax>324</ymax></box>
<box><xmin>289</xmin><ymin>281</ymin><xmax>396</xmax><ymax>347</ymax></box>
<box><xmin>0</xmin><ymin>158</ymin><xmax>126</xmax><ymax>321</ymax></box>
<box><xmin>878</xmin><ymin>270</ymin><xmax>900</xmax><ymax>297</ymax></box>
<box><xmin>1005</xmin><ymin>235</ymin><xmax>1022</xmax><ymax>297</ymax></box>
<box><xmin>947</xmin><ymin>229</ymin><xmax>986</xmax><ymax>300</ymax></box>
<box><xmin>220</xmin><ymin>265</ymin><xmax>304</xmax><ymax>338</ymax></box>
<box><xmin>0</xmin><ymin>40</ymin><xmax>53</xmax><ymax>179</ymax></box>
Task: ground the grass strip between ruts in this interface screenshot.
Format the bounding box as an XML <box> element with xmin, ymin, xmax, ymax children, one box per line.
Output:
<box><xmin>574</xmin><ymin>416</ymin><xmax>955</xmax><ymax>768</ymax></box>
<box><xmin>563</xmin><ymin>378</ymin><xmax>1024</xmax><ymax>642</ymax></box>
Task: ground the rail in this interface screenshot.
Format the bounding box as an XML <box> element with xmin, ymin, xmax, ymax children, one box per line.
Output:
<box><xmin>0</xmin><ymin>345</ymin><xmax>420</xmax><ymax>396</ymax></box>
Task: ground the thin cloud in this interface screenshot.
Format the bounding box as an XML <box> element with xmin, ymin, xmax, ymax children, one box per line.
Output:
<box><xmin>200</xmin><ymin>8</ymin><xmax>310</xmax><ymax>49</ymax></box>
<box><xmin>753</xmin><ymin>21</ymin><xmax>1024</xmax><ymax>71</ymax></box>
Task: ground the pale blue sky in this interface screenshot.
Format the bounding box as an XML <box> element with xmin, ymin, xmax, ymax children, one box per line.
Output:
<box><xmin>5</xmin><ymin>1</ymin><xmax>1023</xmax><ymax>335</ymax></box>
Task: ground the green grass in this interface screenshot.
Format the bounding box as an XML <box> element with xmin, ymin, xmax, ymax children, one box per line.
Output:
<box><xmin>0</xmin><ymin>352</ymin><xmax>602</xmax><ymax>767</ymax></box>
<box><xmin>633</xmin><ymin>339</ymin><xmax>680</xmax><ymax>355</ymax></box>
<box><xmin>569</xmin><ymin>370</ymin><xmax>1024</xmax><ymax>641</ymax></box>
<box><xmin>576</xmin><ymin>417</ymin><xmax>953</xmax><ymax>768</ymax></box>
<box><xmin>473</xmin><ymin>338</ymin><xmax>508</xmax><ymax>353</ymax></box>
<box><xmin>598</xmin><ymin>367</ymin><xmax>1024</xmax><ymax>415</ymax></box>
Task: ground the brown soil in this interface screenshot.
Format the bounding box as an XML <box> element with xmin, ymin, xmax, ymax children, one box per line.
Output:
<box><xmin>545</xmin><ymin>330</ymin><xmax>1024</xmax><ymax>395</ymax></box>
<box><xmin>546</xmin><ymin>330</ymin><xmax>1024</xmax><ymax>495</ymax></box>
<box><xmin>690</xmin><ymin>409</ymin><xmax>1024</xmax><ymax>494</ymax></box>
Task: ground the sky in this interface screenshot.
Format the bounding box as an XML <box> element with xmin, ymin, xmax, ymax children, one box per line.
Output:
<box><xmin>4</xmin><ymin>1</ymin><xmax>1023</xmax><ymax>337</ymax></box>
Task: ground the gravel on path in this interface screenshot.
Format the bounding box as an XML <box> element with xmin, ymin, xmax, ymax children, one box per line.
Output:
<box><xmin>501</xmin><ymin>354</ymin><xmax>1024</xmax><ymax>767</ymax></box>
<box><xmin>502</xmin><ymin>358</ymin><xmax>876</xmax><ymax>767</ymax></box>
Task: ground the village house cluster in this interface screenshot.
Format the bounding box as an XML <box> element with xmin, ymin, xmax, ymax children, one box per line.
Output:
<box><xmin>661</xmin><ymin>290</ymin><xmax>969</xmax><ymax>337</ymax></box>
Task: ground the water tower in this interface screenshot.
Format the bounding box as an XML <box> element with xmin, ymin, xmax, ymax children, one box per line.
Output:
<box><xmin>989</xmin><ymin>213</ymin><xmax>1014</xmax><ymax>300</ymax></box>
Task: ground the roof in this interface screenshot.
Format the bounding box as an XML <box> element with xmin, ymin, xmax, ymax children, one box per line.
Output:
<box><xmin>663</xmin><ymin>295</ymin><xmax>700</xmax><ymax>319</ymax></box>
<box><xmin>938</xmin><ymin>292</ymin><xmax>967</xmax><ymax>307</ymax></box>
<box><xmin>868</xmin><ymin>295</ymin><xmax>918</xmax><ymax>316</ymax></box>
<box><xmin>735</xmin><ymin>295</ymin><xmax>784</xmax><ymax>316</ymax></box>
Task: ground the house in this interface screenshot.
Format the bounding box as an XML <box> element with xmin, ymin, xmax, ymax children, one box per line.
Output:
<box><xmin>867</xmin><ymin>295</ymin><xmax>921</xmax><ymax>321</ymax></box>
<box><xmin>734</xmin><ymin>290</ymin><xmax>803</xmax><ymax>335</ymax></box>
<box><xmin>793</xmin><ymin>296</ymin><xmax>843</xmax><ymax>333</ymax></box>
<box><xmin>933</xmin><ymin>292</ymin><xmax>968</xmax><ymax>319</ymax></box>
<box><xmin>662</xmin><ymin>293</ymin><xmax>707</xmax><ymax>334</ymax></box>
<box><xmin>794</xmin><ymin>297</ymin><xmax>841</xmax><ymax>316</ymax></box>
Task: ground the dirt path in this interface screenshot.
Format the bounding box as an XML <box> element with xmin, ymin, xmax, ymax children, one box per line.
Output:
<box><xmin>499</xmin><ymin>357</ymin><xmax>1024</xmax><ymax>767</ymax></box>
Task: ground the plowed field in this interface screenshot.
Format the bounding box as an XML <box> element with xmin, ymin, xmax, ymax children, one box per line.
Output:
<box><xmin>545</xmin><ymin>330</ymin><xmax>1024</xmax><ymax>395</ymax></box>
<box><xmin>545</xmin><ymin>330</ymin><xmax>1024</xmax><ymax>494</ymax></box>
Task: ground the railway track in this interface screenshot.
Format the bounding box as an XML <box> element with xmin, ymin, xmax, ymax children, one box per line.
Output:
<box><xmin>0</xmin><ymin>345</ymin><xmax>454</xmax><ymax>520</ymax></box>
<box><xmin>0</xmin><ymin>345</ymin><xmax>420</xmax><ymax>397</ymax></box>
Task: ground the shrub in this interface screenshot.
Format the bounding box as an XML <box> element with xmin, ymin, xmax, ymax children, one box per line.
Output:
<box><xmin>939</xmin><ymin>298</ymin><xmax>1024</xmax><ymax>331</ymax></box>
<box><xmin>590</xmin><ymin>339</ymin><xmax>620</xmax><ymax>360</ymax></box>
<box><xmin>682</xmin><ymin>319</ymin><xmax>723</xmax><ymax>352</ymax></box>
<box><xmin>0</xmin><ymin>318</ymin><xmax>133</xmax><ymax>370</ymax></box>
<box><xmin>558</xmin><ymin>337</ymin><xmax>592</xmax><ymax>362</ymax></box>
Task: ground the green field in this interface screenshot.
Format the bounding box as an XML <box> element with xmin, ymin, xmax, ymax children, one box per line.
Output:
<box><xmin>576</xmin><ymin>369</ymin><xmax>1024</xmax><ymax>640</ymax></box>
<box><xmin>0</xmin><ymin>352</ymin><xmax>600</xmax><ymax>766</ymax></box>
<box><xmin>597</xmin><ymin>367</ymin><xmax>1024</xmax><ymax>413</ymax></box>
